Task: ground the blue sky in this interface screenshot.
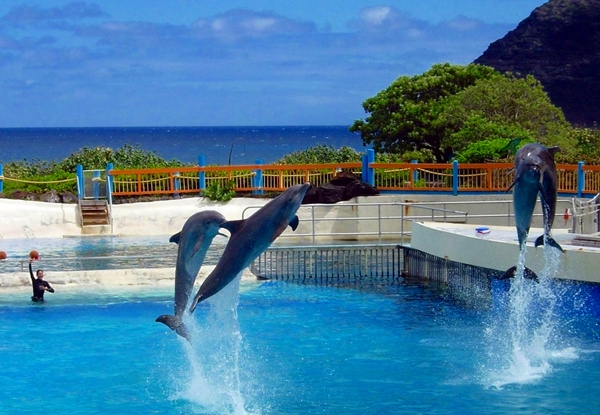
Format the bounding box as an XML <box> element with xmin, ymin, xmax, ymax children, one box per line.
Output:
<box><xmin>0</xmin><ymin>0</ymin><xmax>547</xmax><ymax>127</ymax></box>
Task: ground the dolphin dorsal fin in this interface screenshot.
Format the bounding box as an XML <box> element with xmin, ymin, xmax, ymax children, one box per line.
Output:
<box><xmin>548</xmin><ymin>146</ymin><xmax>560</xmax><ymax>158</ymax></box>
<box><xmin>289</xmin><ymin>215</ymin><xmax>300</xmax><ymax>231</ymax></box>
<box><xmin>169</xmin><ymin>232</ymin><xmax>181</xmax><ymax>244</ymax></box>
<box><xmin>220</xmin><ymin>219</ymin><xmax>246</xmax><ymax>235</ymax></box>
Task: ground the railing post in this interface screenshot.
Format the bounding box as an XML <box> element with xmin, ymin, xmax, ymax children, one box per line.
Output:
<box><xmin>253</xmin><ymin>159</ymin><xmax>264</xmax><ymax>195</ymax></box>
<box><xmin>174</xmin><ymin>172</ymin><xmax>180</xmax><ymax>198</ymax></box>
<box><xmin>93</xmin><ymin>170</ymin><xmax>101</xmax><ymax>200</ymax></box>
<box><xmin>362</xmin><ymin>149</ymin><xmax>375</xmax><ymax>186</ymax></box>
<box><xmin>76</xmin><ymin>164</ymin><xmax>84</xmax><ymax>200</ymax></box>
<box><xmin>452</xmin><ymin>160</ymin><xmax>459</xmax><ymax>196</ymax></box>
<box><xmin>577</xmin><ymin>161</ymin><xmax>585</xmax><ymax>198</ymax></box>
<box><xmin>412</xmin><ymin>160</ymin><xmax>418</xmax><ymax>187</ymax></box>
<box><xmin>0</xmin><ymin>163</ymin><xmax>3</xmax><ymax>194</ymax></box>
<box><xmin>198</xmin><ymin>155</ymin><xmax>206</xmax><ymax>194</ymax></box>
<box><xmin>106</xmin><ymin>163</ymin><xmax>114</xmax><ymax>203</ymax></box>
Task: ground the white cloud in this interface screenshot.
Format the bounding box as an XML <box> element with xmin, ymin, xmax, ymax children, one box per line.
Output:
<box><xmin>0</xmin><ymin>2</ymin><xmax>515</xmax><ymax>126</ymax></box>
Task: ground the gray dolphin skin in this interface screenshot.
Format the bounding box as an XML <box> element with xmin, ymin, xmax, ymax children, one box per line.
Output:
<box><xmin>156</xmin><ymin>210</ymin><xmax>227</xmax><ymax>340</ymax></box>
<box><xmin>500</xmin><ymin>143</ymin><xmax>564</xmax><ymax>281</ymax></box>
<box><xmin>189</xmin><ymin>183</ymin><xmax>310</xmax><ymax>312</ymax></box>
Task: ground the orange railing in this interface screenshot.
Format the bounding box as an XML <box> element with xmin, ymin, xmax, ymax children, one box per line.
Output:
<box><xmin>107</xmin><ymin>161</ymin><xmax>596</xmax><ymax>197</ymax></box>
<box><xmin>109</xmin><ymin>163</ymin><xmax>362</xmax><ymax>196</ymax></box>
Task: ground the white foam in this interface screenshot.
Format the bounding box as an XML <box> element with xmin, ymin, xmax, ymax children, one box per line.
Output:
<box><xmin>168</xmin><ymin>273</ymin><xmax>258</xmax><ymax>415</ymax></box>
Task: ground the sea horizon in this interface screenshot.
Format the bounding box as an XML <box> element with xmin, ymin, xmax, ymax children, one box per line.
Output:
<box><xmin>0</xmin><ymin>125</ymin><xmax>366</xmax><ymax>166</ymax></box>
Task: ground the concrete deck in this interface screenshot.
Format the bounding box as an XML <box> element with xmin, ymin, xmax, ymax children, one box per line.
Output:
<box><xmin>410</xmin><ymin>222</ymin><xmax>600</xmax><ymax>284</ymax></box>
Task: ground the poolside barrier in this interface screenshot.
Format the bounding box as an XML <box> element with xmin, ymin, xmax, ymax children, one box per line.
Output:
<box><xmin>252</xmin><ymin>244</ymin><xmax>500</xmax><ymax>307</ymax></box>
<box><xmin>0</xmin><ymin>156</ymin><xmax>597</xmax><ymax>199</ymax></box>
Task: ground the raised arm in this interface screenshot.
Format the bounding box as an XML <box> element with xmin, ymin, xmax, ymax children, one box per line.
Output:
<box><xmin>28</xmin><ymin>260</ymin><xmax>35</xmax><ymax>283</ymax></box>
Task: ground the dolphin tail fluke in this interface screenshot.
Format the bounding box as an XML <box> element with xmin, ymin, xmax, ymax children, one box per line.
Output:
<box><xmin>534</xmin><ymin>235</ymin><xmax>565</xmax><ymax>253</ymax></box>
<box><xmin>498</xmin><ymin>265</ymin><xmax>539</xmax><ymax>283</ymax></box>
<box><xmin>155</xmin><ymin>314</ymin><xmax>191</xmax><ymax>341</ymax></box>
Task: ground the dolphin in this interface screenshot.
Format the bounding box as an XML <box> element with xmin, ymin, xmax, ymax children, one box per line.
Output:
<box><xmin>500</xmin><ymin>143</ymin><xmax>564</xmax><ymax>281</ymax></box>
<box><xmin>189</xmin><ymin>183</ymin><xmax>310</xmax><ymax>312</ymax></box>
<box><xmin>156</xmin><ymin>210</ymin><xmax>227</xmax><ymax>340</ymax></box>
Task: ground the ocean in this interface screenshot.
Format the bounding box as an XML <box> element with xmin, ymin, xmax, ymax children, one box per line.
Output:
<box><xmin>0</xmin><ymin>126</ymin><xmax>366</xmax><ymax>166</ymax></box>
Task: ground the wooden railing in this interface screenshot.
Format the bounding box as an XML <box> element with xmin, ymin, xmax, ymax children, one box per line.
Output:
<box><xmin>108</xmin><ymin>163</ymin><xmax>362</xmax><ymax>196</ymax></box>
<box><xmin>106</xmin><ymin>161</ymin><xmax>597</xmax><ymax>198</ymax></box>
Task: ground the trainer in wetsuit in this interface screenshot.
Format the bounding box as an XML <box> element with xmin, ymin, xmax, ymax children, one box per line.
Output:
<box><xmin>29</xmin><ymin>259</ymin><xmax>54</xmax><ymax>302</ymax></box>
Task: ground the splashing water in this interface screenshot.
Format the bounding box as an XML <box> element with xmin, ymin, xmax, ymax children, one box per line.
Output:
<box><xmin>168</xmin><ymin>273</ymin><xmax>257</xmax><ymax>415</ymax></box>
<box><xmin>484</xmin><ymin>244</ymin><xmax>578</xmax><ymax>388</ymax></box>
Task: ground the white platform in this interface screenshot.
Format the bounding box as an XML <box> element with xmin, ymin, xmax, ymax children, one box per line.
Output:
<box><xmin>410</xmin><ymin>222</ymin><xmax>600</xmax><ymax>284</ymax></box>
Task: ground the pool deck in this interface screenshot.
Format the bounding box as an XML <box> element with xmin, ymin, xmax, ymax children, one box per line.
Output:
<box><xmin>411</xmin><ymin>221</ymin><xmax>600</xmax><ymax>284</ymax></box>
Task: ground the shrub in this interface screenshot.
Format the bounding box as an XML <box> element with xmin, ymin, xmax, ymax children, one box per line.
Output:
<box><xmin>203</xmin><ymin>180</ymin><xmax>236</xmax><ymax>202</ymax></box>
<box><xmin>275</xmin><ymin>144</ymin><xmax>362</xmax><ymax>164</ymax></box>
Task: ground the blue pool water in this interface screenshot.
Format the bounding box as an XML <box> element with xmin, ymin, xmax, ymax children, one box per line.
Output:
<box><xmin>0</xmin><ymin>235</ymin><xmax>228</xmax><ymax>272</ymax></box>
<box><xmin>1</xmin><ymin>275</ymin><xmax>599</xmax><ymax>415</ymax></box>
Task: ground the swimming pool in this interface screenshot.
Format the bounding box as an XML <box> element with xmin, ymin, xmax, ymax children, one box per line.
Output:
<box><xmin>1</xmin><ymin>275</ymin><xmax>599</xmax><ymax>415</ymax></box>
<box><xmin>0</xmin><ymin>235</ymin><xmax>229</xmax><ymax>272</ymax></box>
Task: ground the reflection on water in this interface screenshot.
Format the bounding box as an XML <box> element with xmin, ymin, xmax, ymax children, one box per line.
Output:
<box><xmin>0</xmin><ymin>235</ymin><xmax>229</xmax><ymax>272</ymax></box>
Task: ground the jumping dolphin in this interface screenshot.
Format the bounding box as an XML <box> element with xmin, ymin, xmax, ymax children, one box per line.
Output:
<box><xmin>189</xmin><ymin>183</ymin><xmax>310</xmax><ymax>312</ymax></box>
<box><xmin>156</xmin><ymin>210</ymin><xmax>227</xmax><ymax>339</ymax></box>
<box><xmin>500</xmin><ymin>143</ymin><xmax>564</xmax><ymax>281</ymax></box>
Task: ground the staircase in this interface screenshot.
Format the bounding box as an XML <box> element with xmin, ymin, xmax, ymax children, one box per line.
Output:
<box><xmin>79</xmin><ymin>200</ymin><xmax>111</xmax><ymax>233</ymax></box>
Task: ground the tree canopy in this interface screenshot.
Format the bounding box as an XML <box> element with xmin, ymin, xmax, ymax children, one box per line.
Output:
<box><xmin>350</xmin><ymin>63</ymin><xmax>571</xmax><ymax>163</ymax></box>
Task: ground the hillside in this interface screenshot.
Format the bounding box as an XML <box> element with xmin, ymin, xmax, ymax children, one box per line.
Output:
<box><xmin>474</xmin><ymin>0</ymin><xmax>600</xmax><ymax>127</ymax></box>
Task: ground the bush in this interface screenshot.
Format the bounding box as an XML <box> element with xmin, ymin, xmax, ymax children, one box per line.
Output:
<box><xmin>203</xmin><ymin>180</ymin><xmax>236</xmax><ymax>202</ymax></box>
<box><xmin>275</xmin><ymin>144</ymin><xmax>362</xmax><ymax>164</ymax></box>
<box><xmin>2</xmin><ymin>144</ymin><xmax>188</xmax><ymax>197</ymax></box>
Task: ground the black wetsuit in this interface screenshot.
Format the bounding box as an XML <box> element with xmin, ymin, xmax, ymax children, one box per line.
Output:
<box><xmin>29</xmin><ymin>262</ymin><xmax>54</xmax><ymax>302</ymax></box>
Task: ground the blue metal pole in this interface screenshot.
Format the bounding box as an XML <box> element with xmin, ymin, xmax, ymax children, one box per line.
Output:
<box><xmin>577</xmin><ymin>161</ymin><xmax>585</xmax><ymax>198</ymax></box>
<box><xmin>106</xmin><ymin>163</ymin><xmax>114</xmax><ymax>203</ymax></box>
<box><xmin>367</xmin><ymin>149</ymin><xmax>375</xmax><ymax>186</ymax></box>
<box><xmin>412</xmin><ymin>160</ymin><xmax>418</xmax><ymax>185</ymax></box>
<box><xmin>453</xmin><ymin>160</ymin><xmax>459</xmax><ymax>196</ymax></box>
<box><xmin>198</xmin><ymin>155</ymin><xmax>206</xmax><ymax>194</ymax></box>
<box><xmin>361</xmin><ymin>153</ymin><xmax>368</xmax><ymax>184</ymax></box>
<box><xmin>76</xmin><ymin>164</ymin><xmax>84</xmax><ymax>200</ymax></box>
<box><xmin>253</xmin><ymin>159</ymin><xmax>264</xmax><ymax>195</ymax></box>
<box><xmin>174</xmin><ymin>172</ymin><xmax>180</xmax><ymax>198</ymax></box>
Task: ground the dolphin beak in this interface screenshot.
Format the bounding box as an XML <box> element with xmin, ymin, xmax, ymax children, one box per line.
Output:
<box><xmin>217</xmin><ymin>231</ymin><xmax>228</xmax><ymax>238</ymax></box>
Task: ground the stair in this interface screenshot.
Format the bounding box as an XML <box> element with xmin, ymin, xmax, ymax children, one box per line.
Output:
<box><xmin>571</xmin><ymin>235</ymin><xmax>600</xmax><ymax>248</ymax></box>
<box><xmin>79</xmin><ymin>200</ymin><xmax>110</xmax><ymax>226</ymax></box>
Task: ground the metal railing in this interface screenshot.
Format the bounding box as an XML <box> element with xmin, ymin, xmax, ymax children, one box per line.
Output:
<box><xmin>0</xmin><ymin>160</ymin><xmax>594</xmax><ymax>198</ymax></box>
<box><xmin>571</xmin><ymin>192</ymin><xmax>600</xmax><ymax>234</ymax></box>
<box><xmin>242</xmin><ymin>201</ymin><xmax>469</xmax><ymax>245</ymax></box>
<box><xmin>102</xmin><ymin>161</ymin><xmax>598</xmax><ymax>198</ymax></box>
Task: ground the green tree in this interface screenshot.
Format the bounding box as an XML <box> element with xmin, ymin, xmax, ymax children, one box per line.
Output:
<box><xmin>570</xmin><ymin>127</ymin><xmax>600</xmax><ymax>165</ymax></box>
<box><xmin>350</xmin><ymin>63</ymin><xmax>499</xmax><ymax>162</ymax></box>
<box><xmin>439</xmin><ymin>74</ymin><xmax>571</xmax><ymax>158</ymax></box>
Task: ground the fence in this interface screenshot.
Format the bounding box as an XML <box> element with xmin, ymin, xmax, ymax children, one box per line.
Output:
<box><xmin>0</xmin><ymin>151</ymin><xmax>598</xmax><ymax>199</ymax></box>
<box><xmin>104</xmin><ymin>155</ymin><xmax>593</xmax><ymax>198</ymax></box>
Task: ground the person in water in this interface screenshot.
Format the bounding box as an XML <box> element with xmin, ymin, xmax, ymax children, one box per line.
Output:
<box><xmin>29</xmin><ymin>259</ymin><xmax>54</xmax><ymax>302</ymax></box>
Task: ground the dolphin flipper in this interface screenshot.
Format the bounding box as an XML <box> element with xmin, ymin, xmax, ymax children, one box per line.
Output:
<box><xmin>534</xmin><ymin>234</ymin><xmax>565</xmax><ymax>253</ymax></box>
<box><xmin>155</xmin><ymin>314</ymin><xmax>191</xmax><ymax>341</ymax></box>
<box><xmin>498</xmin><ymin>265</ymin><xmax>539</xmax><ymax>283</ymax></box>
<box><xmin>289</xmin><ymin>215</ymin><xmax>300</xmax><ymax>231</ymax></box>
